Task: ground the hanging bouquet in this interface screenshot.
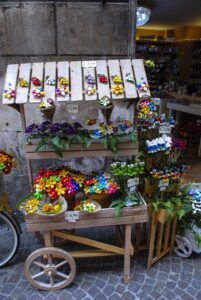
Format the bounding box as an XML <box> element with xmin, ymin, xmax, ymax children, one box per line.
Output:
<box><xmin>0</xmin><ymin>150</ymin><xmax>16</xmax><ymax>174</ymax></box>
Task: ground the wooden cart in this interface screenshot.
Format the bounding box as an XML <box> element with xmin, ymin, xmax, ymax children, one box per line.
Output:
<box><xmin>2</xmin><ymin>58</ymin><xmax>150</xmax><ymax>290</ymax></box>
<box><xmin>24</xmin><ymin>201</ymin><xmax>148</xmax><ymax>291</ymax></box>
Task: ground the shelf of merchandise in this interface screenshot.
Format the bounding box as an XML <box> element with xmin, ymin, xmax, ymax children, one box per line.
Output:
<box><xmin>135</xmin><ymin>40</ymin><xmax>179</xmax><ymax>95</ymax></box>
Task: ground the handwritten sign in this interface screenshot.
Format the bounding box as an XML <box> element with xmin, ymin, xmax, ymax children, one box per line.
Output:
<box><xmin>65</xmin><ymin>211</ymin><xmax>79</xmax><ymax>222</ymax></box>
<box><xmin>82</xmin><ymin>61</ymin><xmax>97</xmax><ymax>68</ymax></box>
<box><xmin>159</xmin><ymin>179</ymin><xmax>169</xmax><ymax>187</ymax></box>
<box><xmin>159</xmin><ymin>123</ymin><xmax>171</xmax><ymax>134</ymax></box>
<box><xmin>67</xmin><ymin>104</ymin><xmax>78</xmax><ymax>114</ymax></box>
<box><xmin>127</xmin><ymin>177</ymin><xmax>139</xmax><ymax>188</ymax></box>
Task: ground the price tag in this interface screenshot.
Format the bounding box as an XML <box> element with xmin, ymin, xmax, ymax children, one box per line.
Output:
<box><xmin>159</xmin><ymin>123</ymin><xmax>171</xmax><ymax>134</ymax></box>
<box><xmin>152</xmin><ymin>98</ymin><xmax>160</xmax><ymax>106</ymax></box>
<box><xmin>65</xmin><ymin>211</ymin><xmax>79</xmax><ymax>223</ymax></box>
<box><xmin>82</xmin><ymin>61</ymin><xmax>97</xmax><ymax>68</ymax></box>
<box><xmin>67</xmin><ymin>104</ymin><xmax>78</xmax><ymax>114</ymax></box>
<box><xmin>159</xmin><ymin>179</ymin><xmax>169</xmax><ymax>188</ymax></box>
<box><xmin>127</xmin><ymin>177</ymin><xmax>139</xmax><ymax>188</ymax></box>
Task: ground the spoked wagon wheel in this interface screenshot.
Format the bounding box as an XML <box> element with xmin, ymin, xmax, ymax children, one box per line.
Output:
<box><xmin>24</xmin><ymin>247</ymin><xmax>76</xmax><ymax>291</ymax></box>
<box><xmin>174</xmin><ymin>235</ymin><xmax>192</xmax><ymax>258</ymax></box>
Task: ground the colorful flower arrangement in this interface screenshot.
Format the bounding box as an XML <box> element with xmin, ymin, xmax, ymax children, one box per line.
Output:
<box><xmin>188</xmin><ymin>188</ymin><xmax>201</xmax><ymax>213</ymax></box>
<box><xmin>74</xmin><ymin>200</ymin><xmax>98</xmax><ymax>212</ymax></box>
<box><xmin>149</xmin><ymin>165</ymin><xmax>186</xmax><ymax>181</ymax></box>
<box><xmin>83</xmin><ymin>172</ymin><xmax>119</xmax><ymax>196</ymax></box>
<box><xmin>172</xmin><ymin>138</ymin><xmax>187</xmax><ymax>151</ymax></box>
<box><xmin>25</xmin><ymin>120</ymin><xmax>137</xmax><ymax>156</ymax></box>
<box><xmin>33</xmin><ymin>168</ymin><xmax>80</xmax><ymax>200</ymax></box>
<box><xmin>32</xmin><ymin>88</ymin><xmax>45</xmax><ymax>98</ymax></box>
<box><xmin>3</xmin><ymin>88</ymin><xmax>16</xmax><ymax>99</ymax></box>
<box><xmin>0</xmin><ymin>150</ymin><xmax>16</xmax><ymax>174</ymax></box>
<box><xmin>136</xmin><ymin>80</ymin><xmax>149</xmax><ymax>93</ymax></box>
<box><xmin>146</xmin><ymin>135</ymin><xmax>172</xmax><ymax>154</ymax></box>
<box><xmin>111</xmin><ymin>160</ymin><xmax>145</xmax><ymax>177</ymax></box>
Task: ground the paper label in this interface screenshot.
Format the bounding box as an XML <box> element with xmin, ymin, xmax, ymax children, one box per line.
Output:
<box><xmin>127</xmin><ymin>177</ymin><xmax>139</xmax><ymax>188</ymax></box>
<box><xmin>65</xmin><ymin>211</ymin><xmax>79</xmax><ymax>222</ymax></box>
<box><xmin>67</xmin><ymin>104</ymin><xmax>78</xmax><ymax>114</ymax></box>
<box><xmin>152</xmin><ymin>98</ymin><xmax>160</xmax><ymax>106</ymax></box>
<box><xmin>159</xmin><ymin>124</ymin><xmax>171</xmax><ymax>134</ymax></box>
<box><xmin>159</xmin><ymin>179</ymin><xmax>169</xmax><ymax>187</ymax></box>
<box><xmin>82</xmin><ymin>61</ymin><xmax>97</xmax><ymax>68</ymax></box>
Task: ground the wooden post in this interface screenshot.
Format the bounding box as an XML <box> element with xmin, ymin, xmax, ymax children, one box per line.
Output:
<box><xmin>124</xmin><ymin>224</ymin><xmax>131</xmax><ymax>283</ymax></box>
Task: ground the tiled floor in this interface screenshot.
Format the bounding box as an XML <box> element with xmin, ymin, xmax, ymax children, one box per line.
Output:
<box><xmin>0</xmin><ymin>157</ymin><xmax>201</xmax><ymax>300</ymax></box>
<box><xmin>0</xmin><ymin>224</ymin><xmax>201</xmax><ymax>300</ymax></box>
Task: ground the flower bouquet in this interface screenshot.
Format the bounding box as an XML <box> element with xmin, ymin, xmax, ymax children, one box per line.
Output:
<box><xmin>18</xmin><ymin>194</ymin><xmax>67</xmax><ymax>216</ymax></box>
<box><xmin>0</xmin><ymin>150</ymin><xmax>16</xmax><ymax>174</ymax></box>
<box><xmin>83</xmin><ymin>172</ymin><xmax>119</xmax><ymax>207</ymax></box>
<box><xmin>99</xmin><ymin>96</ymin><xmax>114</xmax><ymax>124</ymax></box>
<box><xmin>38</xmin><ymin>98</ymin><xmax>56</xmax><ymax>122</ymax></box>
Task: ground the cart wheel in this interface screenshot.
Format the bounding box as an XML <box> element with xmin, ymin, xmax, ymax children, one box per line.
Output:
<box><xmin>174</xmin><ymin>235</ymin><xmax>193</xmax><ymax>258</ymax></box>
<box><xmin>24</xmin><ymin>247</ymin><xmax>76</xmax><ymax>291</ymax></box>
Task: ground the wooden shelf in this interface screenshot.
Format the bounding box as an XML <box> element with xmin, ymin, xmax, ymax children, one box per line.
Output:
<box><xmin>24</xmin><ymin>141</ymin><xmax>138</xmax><ymax>160</ymax></box>
<box><xmin>25</xmin><ymin>203</ymin><xmax>148</xmax><ymax>232</ymax></box>
<box><xmin>167</xmin><ymin>101</ymin><xmax>201</xmax><ymax>116</ymax></box>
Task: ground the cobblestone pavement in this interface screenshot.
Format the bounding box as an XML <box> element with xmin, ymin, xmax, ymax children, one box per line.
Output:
<box><xmin>0</xmin><ymin>224</ymin><xmax>201</xmax><ymax>300</ymax></box>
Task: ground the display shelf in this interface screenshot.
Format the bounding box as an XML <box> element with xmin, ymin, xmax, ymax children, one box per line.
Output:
<box><xmin>135</xmin><ymin>40</ymin><xmax>179</xmax><ymax>94</ymax></box>
<box><xmin>190</xmin><ymin>41</ymin><xmax>201</xmax><ymax>87</ymax></box>
<box><xmin>24</xmin><ymin>141</ymin><xmax>138</xmax><ymax>160</ymax></box>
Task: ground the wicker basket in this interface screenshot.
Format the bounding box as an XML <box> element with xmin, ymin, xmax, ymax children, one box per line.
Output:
<box><xmin>100</xmin><ymin>103</ymin><xmax>114</xmax><ymax>124</ymax></box>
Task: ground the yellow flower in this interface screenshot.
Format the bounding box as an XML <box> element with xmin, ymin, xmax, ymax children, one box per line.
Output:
<box><xmin>55</xmin><ymin>183</ymin><xmax>66</xmax><ymax>196</ymax></box>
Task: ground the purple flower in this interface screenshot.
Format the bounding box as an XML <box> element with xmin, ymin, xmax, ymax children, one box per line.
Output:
<box><xmin>73</xmin><ymin>122</ymin><xmax>82</xmax><ymax>128</ymax></box>
<box><xmin>50</xmin><ymin>123</ymin><xmax>61</xmax><ymax>134</ymax></box>
<box><xmin>25</xmin><ymin>123</ymin><xmax>38</xmax><ymax>134</ymax></box>
<box><xmin>66</xmin><ymin>126</ymin><xmax>76</xmax><ymax>135</ymax></box>
<box><xmin>38</xmin><ymin>121</ymin><xmax>51</xmax><ymax>132</ymax></box>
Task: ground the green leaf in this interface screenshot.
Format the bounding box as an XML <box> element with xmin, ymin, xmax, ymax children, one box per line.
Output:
<box><xmin>129</xmin><ymin>132</ymin><xmax>137</xmax><ymax>143</ymax></box>
<box><xmin>51</xmin><ymin>136</ymin><xmax>63</xmax><ymax>149</ymax></box>
<box><xmin>35</xmin><ymin>140</ymin><xmax>47</xmax><ymax>152</ymax></box>
<box><xmin>84</xmin><ymin>137</ymin><xmax>93</xmax><ymax>148</ymax></box>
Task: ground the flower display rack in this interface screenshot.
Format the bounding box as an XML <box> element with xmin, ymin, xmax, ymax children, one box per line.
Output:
<box><xmin>2</xmin><ymin>59</ymin><xmax>150</xmax><ymax>105</ymax></box>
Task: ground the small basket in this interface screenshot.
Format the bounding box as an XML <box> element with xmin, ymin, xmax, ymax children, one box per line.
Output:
<box><xmin>100</xmin><ymin>103</ymin><xmax>114</xmax><ymax>124</ymax></box>
<box><xmin>40</xmin><ymin>106</ymin><xmax>55</xmax><ymax>123</ymax></box>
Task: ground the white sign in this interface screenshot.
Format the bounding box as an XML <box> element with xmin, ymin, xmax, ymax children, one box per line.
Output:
<box><xmin>129</xmin><ymin>186</ymin><xmax>136</xmax><ymax>192</ymax></box>
<box><xmin>159</xmin><ymin>179</ymin><xmax>169</xmax><ymax>188</ymax></box>
<box><xmin>127</xmin><ymin>177</ymin><xmax>140</xmax><ymax>188</ymax></box>
<box><xmin>159</xmin><ymin>124</ymin><xmax>171</xmax><ymax>134</ymax></box>
<box><xmin>65</xmin><ymin>211</ymin><xmax>79</xmax><ymax>222</ymax></box>
<box><xmin>82</xmin><ymin>61</ymin><xmax>97</xmax><ymax>68</ymax></box>
<box><xmin>152</xmin><ymin>98</ymin><xmax>160</xmax><ymax>106</ymax></box>
<box><xmin>67</xmin><ymin>104</ymin><xmax>78</xmax><ymax>114</ymax></box>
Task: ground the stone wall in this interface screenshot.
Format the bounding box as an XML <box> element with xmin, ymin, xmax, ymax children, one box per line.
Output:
<box><xmin>0</xmin><ymin>1</ymin><xmax>136</xmax><ymax>209</ymax></box>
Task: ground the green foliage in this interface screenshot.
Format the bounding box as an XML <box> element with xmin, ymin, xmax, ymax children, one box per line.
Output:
<box><xmin>193</xmin><ymin>232</ymin><xmax>201</xmax><ymax>248</ymax></box>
